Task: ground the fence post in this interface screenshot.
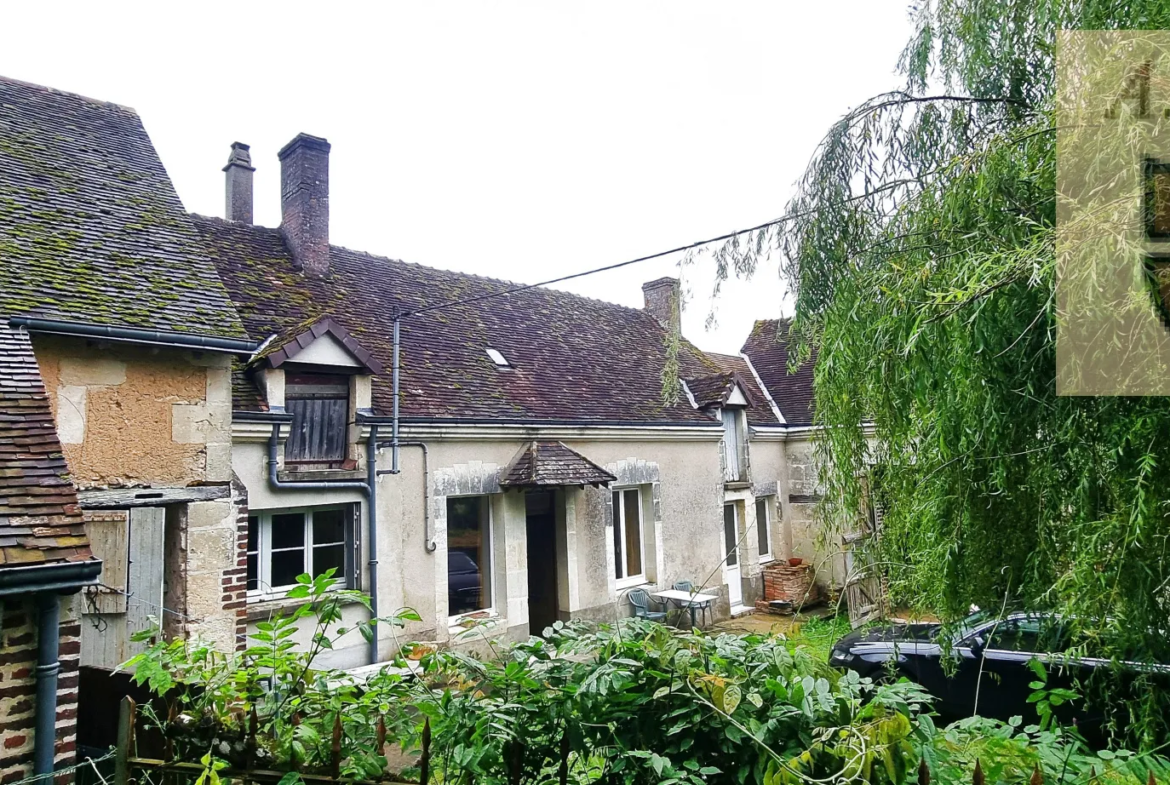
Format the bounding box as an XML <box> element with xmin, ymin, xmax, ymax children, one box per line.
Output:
<box><xmin>557</xmin><ymin>727</ymin><xmax>569</xmax><ymax>785</ymax></box>
<box><xmin>331</xmin><ymin>714</ymin><xmax>343</xmax><ymax>780</ymax></box>
<box><xmin>114</xmin><ymin>697</ymin><xmax>136</xmax><ymax>785</ymax></box>
<box><xmin>971</xmin><ymin>759</ymin><xmax>984</xmax><ymax>785</ymax></box>
<box><xmin>419</xmin><ymin>718</ymin><xmax>431</xmax><ymax>785</ymax></box>
<box><xmin>917</xmin><ymin>757</ymin><xmax>929</xmax><ymax>785</ymax></box>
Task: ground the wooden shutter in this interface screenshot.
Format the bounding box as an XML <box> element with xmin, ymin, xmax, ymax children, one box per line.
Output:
<box><xmin>286</xmin><ymin>373</ymin><xmax>350</xmax><ymax>462</ymax></box>
<box><xmin>84</xmin><ymin>510</ymin><xmax>129</xmax><ymax>614</ymax></box>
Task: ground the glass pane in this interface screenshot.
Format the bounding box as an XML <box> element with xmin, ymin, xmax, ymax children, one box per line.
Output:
<box><xmin>723</xmin><ymin>504</ymin><xmax>738</xmax><ymax>567</ymax></box>
<box><xmin>313</xmin><ymin>544</ymin><xmax>345</xmax><ymax>578</ymax></box>
<box><xmin>624</xmin><ymin>489</ymin><xmax>642</xmax><ymax>577</ymax></box>
<box><xmin>756</xmin><ymin>499</ymin><xmax>770</xmax><ymax>556</ymax></box>
<box><xmin>612</xmin><ymin>491</ymin><xmax>623</xmax><ymax>579</ymax></box>
<box><xmin>1152</xmin><ymin>167</ymin><xmax>1170</xmax><ymax>235</ymax></box>
<box><xmin>270</xmin><ymin>513</ymin><xmax>305</xmax><ymax>549</ymax></box>
<box><xmin>447</xmin><ymin>496</ymin><xmax>491</xmax><ymax>614</ymax></box>
<box><xmin>247</xmin><ymin>516</ymin><xmax>259</xmax><ymax>552</ymax></box>
<box><xmin>271</xmin><ymin>548</ymin><xmax>305</xmax><ymax>588</ymax></box>
<box><xmin>313</xmin><ymin>509</ymin><xmax>346</xmax><ymax>545</ymax></box>
<box><xmin>247</xmin><ymin>554</ymin><xmax>258</xmax><ymax>591</ymax></box>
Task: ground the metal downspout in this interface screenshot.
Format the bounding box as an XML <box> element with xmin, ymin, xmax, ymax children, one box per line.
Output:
<box><xmin>365</xmin><ymin>424</ymin><xmax>379</xmax><ymax>664</ymax></box>
<box><xmin>386</xmin><ymin>313</ymin><xmax>435</xmax><ymax>553</ymax></box>
<box><xmin>266</xmin><ymin>423</ymin><xmax>382</xmax><ymax>664</ymax></box>
<box><xmin>378</xmin><ymin>441</ymin><xmax>434</xmax><ymax>552</ymax></box>
<box><xmin>391</xmin><ymin>313</ymin><xmax>401</xmax><ymax>473</ymax></box>
<box><xmin>33</xmin><ymin>592</ymin><xmax>60</xmax><ymax>778</ymax></box>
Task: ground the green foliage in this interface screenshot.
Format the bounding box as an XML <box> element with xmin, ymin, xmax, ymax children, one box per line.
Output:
<box><xmin>696</xmin><ymin>0</ymin><xmax>1170</xmax><ymax>746</ymax></box>
<box><xmin>124</xmin><ymin>583</ymin><xmax>1168</xmax><ymax>784</ymax></box>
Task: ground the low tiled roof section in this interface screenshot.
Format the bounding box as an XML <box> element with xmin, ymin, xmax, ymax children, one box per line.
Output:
<box><xmin>0</xmin><ymin>326</ymin><xmax>93</xmax><ymax>567</ymax></box>
<box><xmin>501</xmin><ymin>442</ymin><xmax>617</xmax><ymax>487</ymax></box>
<box><xmin>197</xmin><ymin>216</ymin><xmax>723</xmax><ymax>423</ymax></box>
<box><xmin>685</xmin><ymin>372</ymin><xmax>736</xmax><ymax>408</ymax></box>
<box><xmin>0</xmin><ymin>75</ymin><xmax>246</xmax><ymax>339</ymax></box>
<box><xmin>705</xmin><ymin>353</ymin><xmax>781</xmax><ymax>426</ymax></box>
<box><xmin>739</xmin><ymin>319</ymin><xmax>816</xmax><ymax>426</ymax></box>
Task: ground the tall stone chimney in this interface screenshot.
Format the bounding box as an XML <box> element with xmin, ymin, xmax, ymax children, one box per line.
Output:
<box><xmin>223</xmin><ymin>142</ymin><xmax>255</xmax><ymax>224</ymax></box>
<box><xmin>642</xmin><ymin>277</ymin><xmax>680</xmax><ymax>330</ymax></box>
<box><xmin>278</xmin><ymin>133</ymin><xmax>331</xmax><ymax>278</ymax></box>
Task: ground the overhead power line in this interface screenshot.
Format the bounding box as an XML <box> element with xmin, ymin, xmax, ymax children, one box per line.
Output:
<box><xmin>401</xmin><ymin>214</ymin><xmax>786</xmax><ymax>319</ymax></box>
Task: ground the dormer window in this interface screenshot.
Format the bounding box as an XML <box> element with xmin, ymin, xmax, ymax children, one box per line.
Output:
<box><xmin>485</xmin><ymin>348</ymin><xmax>511</xmax><ymax>368</ymax></box>
<box><xmin>286</xmin><ymin>372</ymin><xmax>349</xmax><ymax>464</ymax></box>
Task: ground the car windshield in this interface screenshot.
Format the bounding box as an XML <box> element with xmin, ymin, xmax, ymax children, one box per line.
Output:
<box><xmin>952</xmin><ymin>609</ymin><xmax>994</xmax><ymax>640</ymax></box>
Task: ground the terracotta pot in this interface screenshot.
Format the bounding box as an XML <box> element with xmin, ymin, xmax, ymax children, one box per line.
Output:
<box><xmin>788</xmin><ymin>557</ymin><xmax>804</xmax><ymax>567</ymax></box>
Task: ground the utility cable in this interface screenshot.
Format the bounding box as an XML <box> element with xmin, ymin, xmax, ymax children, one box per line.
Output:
<box><xmin>401</xmin><ymin>215</ymin><xmax>785</xmax><ymax>318</ymax></box>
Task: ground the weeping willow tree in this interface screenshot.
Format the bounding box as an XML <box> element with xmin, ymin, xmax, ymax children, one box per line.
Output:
<box><xmin>702</xmin><ymin>0</ymin><xmax>1170</xmax><ymax>743</ymax></box>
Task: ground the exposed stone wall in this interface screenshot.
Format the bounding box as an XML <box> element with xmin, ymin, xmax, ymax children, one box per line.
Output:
<box><xmin>32</xmin><ymin>336</ymin><xmax>232</xmax><ymax>488</ymax></box>
<box><xmin>0</xmin><ymin>597</ymin><xmax>81</xmax><ymax>784</ymax></box>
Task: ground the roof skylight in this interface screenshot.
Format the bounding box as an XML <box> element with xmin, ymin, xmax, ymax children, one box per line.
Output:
<box><xmin>485</xmin><ymin>348</ymin><xmax>511</xmax><ymax>368</ymax></box>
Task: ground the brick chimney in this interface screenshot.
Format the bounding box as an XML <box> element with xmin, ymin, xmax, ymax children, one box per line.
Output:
<box><xmin>642</xmin><ymin>277</ymin><xmax>680</xmax><ymax>330</ymax></box>
<box><xmin>278</xmin><ymin>133</ymin><xmax>331</xmax><ymax>278</ymax></box>
<box><xmin>223</xmin><ymin>142</ymin><xmax>255</xmax><ymax>224</ymax></box>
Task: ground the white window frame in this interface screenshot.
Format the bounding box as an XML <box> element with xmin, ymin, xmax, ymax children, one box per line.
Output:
<box><xmin>446</xmin><ymin>494</ymin><xmax>496</xmax><ymax>623</ymax></box>
<box><xmin>612</xmin><ymin>486</ymin><xmax>647</xmax><ymax>589</ymax></box>
<box><xmin>247</xmin><ymin>505</ymin><xmax>351</xmax><ymax>601</ymax></box>
<box><xmin>756</xmin><ymin>496</ymin><xmax>774</xmax><ymax>562</ymax></box>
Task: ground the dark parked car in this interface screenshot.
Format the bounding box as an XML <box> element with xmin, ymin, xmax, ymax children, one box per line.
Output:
<box><xmin>829</xmin><ymin>610</ymin><xmax>1170</xmax><ymax>737</ymax></box>
<box><xmin>447</xmin><ymin>550</ymin><xmax>484</xmax><ymax>615</ymax></box>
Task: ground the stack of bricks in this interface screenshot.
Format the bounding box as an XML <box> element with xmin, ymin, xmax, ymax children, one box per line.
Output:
<box><xmin>0</xmin><ymin>599</ymin><xmax>81</xmax><ymax>785</ymax></box>
<box><xmin>755</xmin><ymin>562</ymin><xmax>821</xmax><ymax>614</ymax></box>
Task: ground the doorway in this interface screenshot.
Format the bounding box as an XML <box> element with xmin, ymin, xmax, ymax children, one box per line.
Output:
<box><xmin>723</xmin><ymin>503</ymin><xmax>743</xmax><ymax>607</ymax></box>
<box><xmin>525</xmin><ymin>491</ymin><xmax>559</xmax><ymax>636</ymax></box>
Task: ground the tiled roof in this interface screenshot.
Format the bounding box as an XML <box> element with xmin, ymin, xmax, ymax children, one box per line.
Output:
<box><xmin>0</xmin><ymin>75</ymin><xmax>246</xmax><ymax>339</ymax></box>
<box><xmin>701</xmin><ymin>354</ymin><xmax>782</xmax><ymax>426</ymax></box>
<box><xmin>739</xmin><ymin>319</ymin><xmax>817</xmax><ymax>426</ymax></box>
<box><xmin>253</xmin><ymin>315</ymin><xmax>384</xmax><ymax>373</ymax></box>
<box><xmin>0</xmin><ymin>325</ymin><xmax>93</xmax><ymax>567</ymax></box>
<box><xmin>500</xmin><ymin>441</ymin><xmax>617</xmax><ymax>488</ymax></box>
<box><xmin>195</xmin><ymin>216</ymin><xmax>723</xmax><ymax>424</ymax></box>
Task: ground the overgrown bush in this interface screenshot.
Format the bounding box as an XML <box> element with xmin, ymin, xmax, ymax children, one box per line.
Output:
<box><xmin>124</xmin><ymin>576</ymin><xmax>1169</xmax><ymax>785</ymax></box>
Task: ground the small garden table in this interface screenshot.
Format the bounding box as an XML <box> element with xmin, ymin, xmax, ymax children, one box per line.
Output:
<box><xmin>652</xmin><ymin>589</ymin><xmax>718</xmax><ymax>629</ymax></box>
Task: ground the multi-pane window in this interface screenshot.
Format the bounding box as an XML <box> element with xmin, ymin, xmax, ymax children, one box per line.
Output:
<box><xmin>447</xmin><ymin>496</ymin><xmax>493</xmax><ymax>616</ymax></box>
<box><xmin>612</xmin><ymin>488</ymin><xmax>645</xmax><ymax>584</ymax></box>
<box><xmin>755</xmin><ymin>497</ymin><xmax>773</xmax><ymax>560</ymax></box>
<box><xmin>247</xmin><ymin>506</ymin><xmax>354</xmax><ymax>596</ymax></box>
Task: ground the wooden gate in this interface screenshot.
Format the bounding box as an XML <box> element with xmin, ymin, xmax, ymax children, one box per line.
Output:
<box><xmin>841</xmin><ymin>478</ymin><xmax>887</xmax><ymax>628</ymax></box>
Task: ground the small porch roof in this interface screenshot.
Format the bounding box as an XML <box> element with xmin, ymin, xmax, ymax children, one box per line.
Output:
<box><xmin>500</xmin><ymin>441</ymin><xmax>617</xmax><ymax>489</ymax></box>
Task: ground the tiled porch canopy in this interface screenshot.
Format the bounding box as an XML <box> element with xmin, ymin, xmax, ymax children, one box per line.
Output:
<box><xmin>500</xmin><ymin>441</ymin><xmax>617</xmax><ymax>489</ymax></box>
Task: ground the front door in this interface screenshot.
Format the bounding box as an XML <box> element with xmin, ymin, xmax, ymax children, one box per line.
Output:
<box><xmin>723</xmin><ymin>503</ymin><xmax>743</xmax><ymax>607</ymax></box>
<box><xmin>525</xmin><ymin>491</ymin><xmax>559</xmax><ymax>636</ymax></box>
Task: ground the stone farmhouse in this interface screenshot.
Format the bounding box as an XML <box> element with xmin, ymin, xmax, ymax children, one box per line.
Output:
<box><xmin>0</xmin><ymin>75</ymin><xmax>836</xmax><ymax>778</ymax></box>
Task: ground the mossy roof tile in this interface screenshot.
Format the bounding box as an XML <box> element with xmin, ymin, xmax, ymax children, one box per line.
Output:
<box><xmin>0</xmin><ymin>325</ymin><xmax>94</xmax><ymax>567</ymax></box>
<box><xmin>738</xmin><ymin>320</ymin><xmax>817</xmax><ymax>426</ymax></box>
<box><xmin>0</xmin><ymin>75</ymin><xmax>246</xmax><ymax>339</ymax></box>
<box><xmin>195</xmin><ymin>216</ymin><xmax>719</xmax><ymax>424</ymax></box>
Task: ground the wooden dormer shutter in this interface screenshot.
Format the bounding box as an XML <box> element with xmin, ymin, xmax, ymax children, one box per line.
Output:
<box><xmin>285</xmin><ymin>372</ymin><xmax>349</xmax><ymax>462</ymax></box>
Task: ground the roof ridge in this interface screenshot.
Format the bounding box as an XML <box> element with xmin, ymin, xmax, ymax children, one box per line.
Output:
<box><xmin>190</xmin><ymin>212</ymin><xmax>667</xmax><ymax>321</ymax></box>
<box><xmin>0</xmin><ymin>73</ymin><xmax>137</xmax><ymax>114</ymax></box>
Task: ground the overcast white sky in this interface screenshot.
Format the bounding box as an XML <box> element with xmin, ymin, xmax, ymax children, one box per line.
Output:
<box><xmin>3</xmin><ymin>2</ymin><xmax>911</xmax><ymax>353</ymax></box>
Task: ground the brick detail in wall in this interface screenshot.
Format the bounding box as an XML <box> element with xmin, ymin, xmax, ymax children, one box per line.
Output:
<box><xmin>227</xmin><ymin>476</ymin><xmax>250</xmax><ymax>650</ymax></box>
<box><xmin>0</xmin><ymin>599</ymin><xmax>82</xmax><ymax>784</ymax></box>
<box><xmin>755</xmin><ymin>562</ymin><xmax>822</xmax><ymax>613</ymax></box>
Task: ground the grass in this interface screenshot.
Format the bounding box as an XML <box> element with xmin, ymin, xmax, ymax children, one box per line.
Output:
<box><xmin>781</xmin><ymin>613</ymin><xmax>854</xmax><ymax>661</ymax></box>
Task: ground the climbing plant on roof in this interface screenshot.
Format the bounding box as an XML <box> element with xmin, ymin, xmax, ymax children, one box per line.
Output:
<box><xmin>699</xmin><ymin>0</ymin><xmax>1170</xmax><ymax>745</ymax></box>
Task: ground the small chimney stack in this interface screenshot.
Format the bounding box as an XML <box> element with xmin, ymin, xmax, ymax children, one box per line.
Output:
<box><xmin>223</xmin><ymin>142</ymin><xmax>255</xmax><ymax>224</ymax></box>
<box><xmin>642</xmin><ymin>277</ymin><xmax>681</xmax><ymax>330</ymax></box>
<box><xmin>278</xmin><ymin>133</ymin><xmax>331</xmax><ymax>278</ymax></box>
